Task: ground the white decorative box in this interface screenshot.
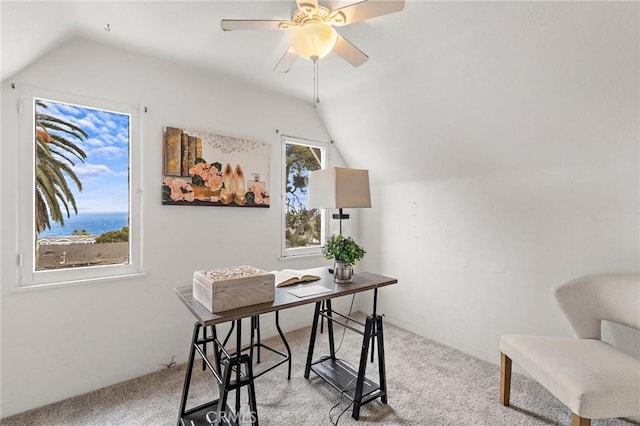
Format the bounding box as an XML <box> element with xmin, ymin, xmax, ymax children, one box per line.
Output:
<box><xmin>193</xmin><ymin>265</ymin><xmax>275</xmax><ymax>313</ymax></box>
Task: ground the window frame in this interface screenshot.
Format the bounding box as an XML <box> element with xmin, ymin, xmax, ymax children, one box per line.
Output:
<box><xmin>17</xmin><ymin>86</ymin><xmax>143</xmax><ymax>287</ymax></box>
<box><xmin>281</xmin><ymin>135</ymin><xmax>328</xmax><ymax>258</ymax></box>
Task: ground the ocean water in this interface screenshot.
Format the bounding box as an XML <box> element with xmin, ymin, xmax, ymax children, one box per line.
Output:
<box><xmin>38</xmin><ymin>212</ymin><xmax>129</xmax><ymax>237</ymax></box>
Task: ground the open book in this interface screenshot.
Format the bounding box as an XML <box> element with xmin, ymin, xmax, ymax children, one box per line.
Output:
<box><xmin>271</xmin><ymin>269</ymin><xmax>321</xmax><ymax>288</ymax></box>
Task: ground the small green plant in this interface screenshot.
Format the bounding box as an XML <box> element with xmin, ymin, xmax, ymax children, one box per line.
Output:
<box><xmin>322</xmin><ymin>234</ymin><xmax>366</xmax><ymax>265</ymax></box>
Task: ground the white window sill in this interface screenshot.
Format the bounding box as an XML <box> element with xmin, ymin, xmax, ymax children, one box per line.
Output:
<box><xmin>12</xmin><ymin>271</ymin><xmax>147</xmax><ymax>293</ymax></box>
<box><xmin>279</xmin><ymin>252</ymin><xmax>325</xmax><ymax>261</ymax></box>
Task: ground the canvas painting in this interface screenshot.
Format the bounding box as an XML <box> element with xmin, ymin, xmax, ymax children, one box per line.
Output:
<box><xmin>162</xmin><ymin>127</ymin><xmax>270</xmax><ymax>207</ymax></box>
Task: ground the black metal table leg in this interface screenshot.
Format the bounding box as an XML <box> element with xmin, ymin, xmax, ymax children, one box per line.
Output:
<box><xmin>203</xmin><ymin>326</ymin><xmax>208</xmax><ymax>371</ymax></box>
<box><xmin>212</xmin><ymin>325</ymin><xmax>222</xmax><ymax>375</ymax></box>
<box><xmin>304</xmin><ymin>301</ymin><xmax>322</xmax><ymax>378</ymax></box>
<box><xmin>208</xmin><ymin>320</ymin><xmax>259</xmax><ymax>426</ymax></box>
<box><xmin>376</xmin><ymin>315</ymin><xmax>387</xmax><ymax>403</ymax></box>
<box><xmin>370</xmin><ymin>288</ymin><xmax>378</xmax><ymax>363</ymax></box>
<box><xmin>301</xmin><ymin>290</ymin><xmax>390</xmax><ymax>421</ymax></box>
<box><xmin>249</xmin><ymin>316</ymin><xmax>256</xmax><ymax>366</ymax></box>
<box><xmin>235</xmin><ymin>319</ymin><xmax>241</xmax><ymax>415</ymax></box>
<box><xmin>244</xmin><ymin>354</ymin><xmax>259</xmax><ymax>426</ymax></box>
<box><xmin>223</xmin><ymin>321</ymin><xmax>235</xmax><ymax>347</ymax></box>
<box><xmin>274</xmin><ymin>311</ymin><xmax>292</xmax><ymax>379</ymax></box>
<box><xmin>250</xmin><ymin>315</ymin><xmax>264</xmax><ymax>364</ymax></box>
<box><xmin>237</xmin><ymin>312</ymin><xmax>291</xmax><ymax>381</ymax></box>
<box><xmin>352</xmin><ymin>316</ymin><xmax>373</xmax><ymax>420</ymax></box>
<box><xmin>215</xmin><ymin>358</ymin><xmax>232</xmax><ymax>426</ymax></box>
<box><xmin>256</xmin><ymin>315</ymin><xmax>261</xmax><ymax>363</ymax></box>
<box><xmin>325</xmin><ymin>299</ymin><xmax>336</xmax><ymax>359</ymax></box>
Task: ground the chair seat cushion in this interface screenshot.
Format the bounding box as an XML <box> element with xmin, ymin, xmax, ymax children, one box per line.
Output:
<box><xmin>501</xmin><ymin>335</ymin><xmax>640</xmax><ymax>419</ymax></box>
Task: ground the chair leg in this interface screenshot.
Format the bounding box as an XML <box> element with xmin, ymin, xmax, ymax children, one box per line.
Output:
<box><xmin>500</xmin><ymin>352</ymin><xmax>512</xmax><ymax>406</ymax></box>
<box><xmin>572</xmin><ymin>414</ymin><xmax>590</xmax><ymax>426</ymax></box>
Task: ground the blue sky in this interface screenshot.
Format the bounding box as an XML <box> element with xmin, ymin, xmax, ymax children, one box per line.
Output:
<box><xmin>37</xmin><ymin>99</ymin><xmax>130</xmax><ymax>213</ymax></box>
<box><xmin>286</xmin><ymin>170</ymin><xmax>310</xmax><ymax>211</ymax></box>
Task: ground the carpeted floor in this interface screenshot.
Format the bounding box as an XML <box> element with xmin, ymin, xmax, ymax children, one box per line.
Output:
<box><xmin>2</xmin><ymin>315</ymin><xmax>639</xmax><ymax>426</ymax></box>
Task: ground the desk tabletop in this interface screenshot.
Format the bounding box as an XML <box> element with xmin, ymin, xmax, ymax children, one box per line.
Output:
<box><xmin>175</xmin><ymin>267</ymin><xmax>398</xmax><ymax>326</ymax></box>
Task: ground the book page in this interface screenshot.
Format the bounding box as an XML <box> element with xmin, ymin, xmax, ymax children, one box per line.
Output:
<box><xmin>272</xmin><ymin>269</ymin><xmax>321</xmax><ymax>287</ymax></box>
<box><xmin>280</xmin><ymin>269</ymin><xmax>320</xmax><ymax>281</ymax></box>
<box><xmin>271</xmin><ymin>270</ymin><xmax>297</xmax><ymax>287</ymax></box>
<box><xmin>280</xmin><ymin>269</ymin><xmax>304</xmax><ymax>279</ymax></box>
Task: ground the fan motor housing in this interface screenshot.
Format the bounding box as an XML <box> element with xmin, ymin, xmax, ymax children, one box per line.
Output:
<box><xmin>294</xmin><ymin>5</ymin><xmax>330</xmax><ymax>23</ymax></box>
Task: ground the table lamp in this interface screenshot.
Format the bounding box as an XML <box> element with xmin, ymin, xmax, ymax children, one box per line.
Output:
<box><xmin>308</xmin><ymin>167</ymin><xmax>371</xmax><ymax>331</ymax></box>
<box><xmin>308</xmin><ymin>167</ymin><xmax>371</xmax><ymax>236</ymax></box>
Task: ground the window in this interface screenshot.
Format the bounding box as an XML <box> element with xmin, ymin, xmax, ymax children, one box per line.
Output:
<box><xmin>282</xmin><ymin>136</ymin><xmax>327</xmax><ymax>257</ymax></box>
<box><xmin>18</xmin><ymin>88</ymin><xmax>142</xmax><ymax>286</ymax></box>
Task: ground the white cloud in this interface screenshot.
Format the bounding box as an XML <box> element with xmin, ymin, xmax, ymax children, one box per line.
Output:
<box><xmin>116</xmin><ymin>132</ymin><xmax>129</xmax><ymax>145</ymax></box>
<box><xmin>87</xmin><ymin>146</ymin><xmax>126</xmax><ymax>160</ymax></box>
<box><xmin>55</xmin><ymin>103</ymin><xmax>82</xmax><ymax>116</ymax></box>
<box><xmin>75</xmin><ymin>117</ymin><xmax>98</xmax><ymax>133</ymax></box>
<box><xmin>39</xmin><ymin>101</ymin><xmax>130</xmax><ymax>163</ymax></box>
<box><xmin>41</xmin><ymin>102</ymin><xmax>71</xmax><ymax>116</ymax></box>
<box><xmin>83</xmin><ymin>138</ymin><xmax>105</xmax><ymax>147</ymax></box>
<box><xmin>41</xmin><ymin>102</ymin><xmax>61</xmax><ymax>116</ymax></box>
<box><xmin>84</xmin><ymin>111</ymin><xmax>103</xmax><ymax>125</ymax></box>
<box><xmin>74</xmin><ymin>163</ymin><xmax>116</xmax><ymax>177</ymax></box>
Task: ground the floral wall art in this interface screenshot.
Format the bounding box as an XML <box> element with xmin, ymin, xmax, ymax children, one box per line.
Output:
<box><xmin>162</xmin><ymin>127</ymin><xmax>270</xmax><ymax>207</ymax></box>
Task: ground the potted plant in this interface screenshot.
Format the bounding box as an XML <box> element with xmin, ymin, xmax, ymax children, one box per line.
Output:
<box><xmin>322</xmin><ymin>234</ymin><xmax>366</xmax><ymax>283</ymax></box>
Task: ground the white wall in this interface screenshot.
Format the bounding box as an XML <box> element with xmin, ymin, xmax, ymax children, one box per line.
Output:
<box><xmin>0</xmin><ymin>38</ymin><xmax>350</xmax><ymax>417</ymax></box>
<box><xmin>359</xmin><ymin>167</ymin><xmax>638</xmax><ymax>362</ymax></box>
<box><xmin>320</xmin><ymin>2</ymin><xmax>639</xmax><ymax>363</ymax></box>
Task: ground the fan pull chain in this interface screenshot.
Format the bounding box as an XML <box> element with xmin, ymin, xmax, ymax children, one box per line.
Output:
<box><xmin>313</xmin><ymin>59</ymin><xmax>320</xmax><ymax>107</ymax></box>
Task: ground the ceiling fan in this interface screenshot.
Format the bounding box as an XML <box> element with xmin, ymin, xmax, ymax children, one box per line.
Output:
<box><xmin>220</xmin><ymin>0</ymin><xmax>405</xmax><ymax>73</ymax></box>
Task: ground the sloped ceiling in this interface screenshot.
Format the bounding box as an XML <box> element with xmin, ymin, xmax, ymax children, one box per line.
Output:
<box><xmin>1</xmin><ymin>0</ymin><xmax>406</xmax><ymax>102</ymax></box>
<box><xmin>2</xmin><ymin>1</ymin><xmax>638</xmax><ymax>183</ymax></box>
<box><xmin>317</xmin><ymin>2</ymin><xmax>638</xmax><ymax>182</ymax></box>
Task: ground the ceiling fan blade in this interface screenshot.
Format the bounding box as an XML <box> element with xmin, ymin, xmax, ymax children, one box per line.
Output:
<box><xmin>333</xmin><ymin>35</ymin><xmax>368</xmax><ymax>67</ymax></box>
<box><xmin>220</xmin><ymin>20</ymin><xmax>286</xmax><ymax>32</ymax></box>
<box><xmin>331</xmin><ymin>0</ymin><xmax>405</xmax><ymax>26</ymax></box>
<box><xmin>296</xmin><ymin>0</ymin><xmax>318</xmax><ymax>12</ymax></box>
<box><xmin>274</xmin><ymin>47</ymin><xmax>299</xmax><ymax>73</ymax></box>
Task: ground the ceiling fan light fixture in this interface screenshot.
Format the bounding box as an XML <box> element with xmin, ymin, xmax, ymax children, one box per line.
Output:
<box><xmin>329</xmin><ymin>11</ymin><xmax>346</xmax><ymax>26</ymax></box>
<box><xmin>289</xmin><ymin>22</ymin><xmax>338</xmax><ymax>61</ymax></box>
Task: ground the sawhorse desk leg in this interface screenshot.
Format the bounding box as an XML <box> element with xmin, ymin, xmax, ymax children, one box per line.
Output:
<box><xmin>304</xmin><ymin>297</ymin><xmax>388</xmax><ymax>421</ymax></box>
<box><xmin>304</xmin><ymin>301</ymin><xmax>322</xmax><ymax>379</ymax></box>
<box><xmin>177</xmin><ymin>321</ymin><xmax>259</xmax><ymax>426</ymax></box>
<box><xmin>352</xmin><ymin>314</ymin><xmax>387</xmax><ymax>419</ymax></box>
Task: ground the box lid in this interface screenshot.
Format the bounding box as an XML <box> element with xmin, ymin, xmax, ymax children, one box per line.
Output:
<box><xmin>194</xmin><ymin>265</ymin><xmax>269</xmax><ymax>284</ymax></box>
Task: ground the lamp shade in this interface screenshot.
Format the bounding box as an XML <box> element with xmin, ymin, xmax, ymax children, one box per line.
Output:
<box><xmin>289</xmin><ymin>22</ymin><xmax>338</xmax><ymax>61</ymax></box>
<box><xmin>308</xmin><ymin>167</ymin><xmax>371</xmax><ymax>209</ymax></box>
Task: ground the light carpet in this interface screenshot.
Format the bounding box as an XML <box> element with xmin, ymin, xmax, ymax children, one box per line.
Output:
<box><xmin>2</xmin><ymin>315</ymin><xmax>639</xmax><ymax>426</ymax></box>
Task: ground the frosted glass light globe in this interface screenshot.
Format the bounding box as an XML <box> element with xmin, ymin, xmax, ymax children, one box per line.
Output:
<box><xmin>289</xmin><ymin>22</ymin><xmax>338</xmax><ymax>61</ymax></box>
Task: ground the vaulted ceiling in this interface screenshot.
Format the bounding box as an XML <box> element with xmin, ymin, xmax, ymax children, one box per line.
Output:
<box><xmin>2</xmin><ymin>1</ymin><xmax>637</xmax><ymax>182</ymax></box>
<box><xmin>1</xmin><ymin>1</ymin><xmax>408</xmax><ymax>103</ymax></box>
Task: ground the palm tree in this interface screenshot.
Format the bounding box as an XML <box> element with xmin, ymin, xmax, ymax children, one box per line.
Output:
<box><xmin>35</xmin><ymin>101</ymin><xmax>88</xmax><ymax>233</ymax></box>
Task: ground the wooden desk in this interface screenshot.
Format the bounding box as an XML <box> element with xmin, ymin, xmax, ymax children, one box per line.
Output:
<box><xmin>175</xmin><ymin>267</ymin><xmax>396</xmax><ymax>326</ymax></box>
<box><xmin>175</xmin><ymin>267</ymin><xmax>397</xmax><ymax>425</ymax></box>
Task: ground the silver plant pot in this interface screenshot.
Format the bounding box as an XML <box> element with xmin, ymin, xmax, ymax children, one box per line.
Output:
<box><xmin>334</xmin><ymin>261</ymin><xmax>353</xmax><ymax>284</ymax></box>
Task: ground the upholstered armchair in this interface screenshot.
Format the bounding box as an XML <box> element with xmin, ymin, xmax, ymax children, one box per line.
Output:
<box><xmin>500</xmin><ymin>273</ymin><xmax>640</xmax><ymax>426</ymax></box>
